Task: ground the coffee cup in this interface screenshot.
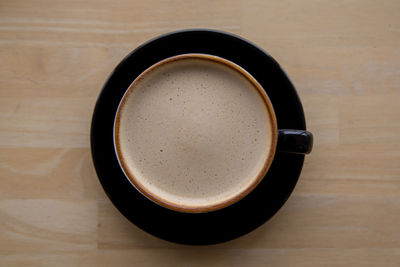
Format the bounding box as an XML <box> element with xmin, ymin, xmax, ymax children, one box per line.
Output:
<box><xmin>113</xmin><ymin>53</ymin><xmax>312</xmax><ymax>213</ymax></box>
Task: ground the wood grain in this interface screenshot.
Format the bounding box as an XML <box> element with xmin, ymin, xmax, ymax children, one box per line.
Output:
<box><xmin>1</xmin><ymin>0</ymin><xmax>399</xmax><ymax>265</ymax></box>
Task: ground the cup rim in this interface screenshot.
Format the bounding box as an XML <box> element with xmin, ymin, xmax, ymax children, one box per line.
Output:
<box><xmin>113</xmin><ymin>53</ymin><xmax>278</xmax><ymax>213</ymax></box>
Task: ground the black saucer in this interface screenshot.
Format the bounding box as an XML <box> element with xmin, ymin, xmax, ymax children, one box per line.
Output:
<box><xmin>91</xmin><ymin>29</ymin><xmax>306</xmax><ymax>245</ymax></box>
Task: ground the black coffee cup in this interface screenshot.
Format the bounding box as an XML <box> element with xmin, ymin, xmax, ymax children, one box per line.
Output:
<box><xmin>91</xmin><ymin>29</ymin><xmax>313</xmax><ymax>244</ymax></box>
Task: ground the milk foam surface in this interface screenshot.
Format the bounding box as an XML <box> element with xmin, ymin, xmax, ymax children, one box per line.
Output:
<box><xmin>116</xmin><ymin>57</ymin><xmax>273</xmax><ymax>208</ymax></box>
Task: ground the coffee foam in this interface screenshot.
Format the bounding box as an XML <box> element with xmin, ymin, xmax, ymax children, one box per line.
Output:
<box><xmin>115</xmin><ymin>56</ymin><xmax>274</xmax><ymax>210</ymax></box>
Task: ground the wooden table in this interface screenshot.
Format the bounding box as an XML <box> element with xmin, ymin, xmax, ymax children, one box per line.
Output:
<box><xmin>1</xmin><ymin>0</ymin><xmax>399</xmax><ymax>265</ymax></box>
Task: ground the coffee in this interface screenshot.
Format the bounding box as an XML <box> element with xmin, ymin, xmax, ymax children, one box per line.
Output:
<box><xmin>114</xmin><ymin>54</ymin><xmax>277</xmax><ymax>212</ymax></box>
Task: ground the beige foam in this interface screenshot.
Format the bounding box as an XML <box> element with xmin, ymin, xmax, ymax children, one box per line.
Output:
<box><xmin>115</xmin><ymin>56</ymin><xmax>274</xmax><ymax>210</ymax></box>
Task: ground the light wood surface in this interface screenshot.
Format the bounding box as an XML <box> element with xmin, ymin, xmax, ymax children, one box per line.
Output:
<box><xmin>1</xmin><ymin>0</ymin><xmax>399</xmax><ymax>266</ymax></box>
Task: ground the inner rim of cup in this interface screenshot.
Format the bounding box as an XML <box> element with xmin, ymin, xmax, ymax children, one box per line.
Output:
<box><xmin>113</xmin><ymin>53</ymin><xmax>278</xmax><ymax>213</ymax></box>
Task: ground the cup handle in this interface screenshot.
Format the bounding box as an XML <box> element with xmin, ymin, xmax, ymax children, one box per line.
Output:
<box><xmin>277</xmin><ymin>129</ymin><xmax>313</xmax><ymax>154</ymax></box>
